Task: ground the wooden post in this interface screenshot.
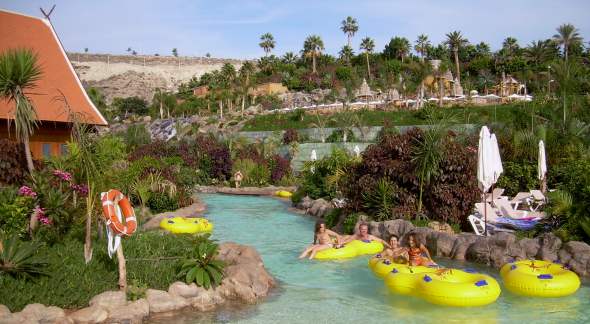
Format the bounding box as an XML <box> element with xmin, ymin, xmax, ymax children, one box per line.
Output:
<box><xmin>117</xmin><ymin>244</ymin><xmax>127</xmax><ymax>291</ymax></box>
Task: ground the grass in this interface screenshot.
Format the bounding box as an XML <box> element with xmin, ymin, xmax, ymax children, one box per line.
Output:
<box><xmin>241</xmin><ymin>103</ymin><xmax>533</xmax><ymax>132</ymax></box>
<box><xmin>0</xmin><ymin>232</ymin><xmax>195</xmax><ymax>311</ymax></box>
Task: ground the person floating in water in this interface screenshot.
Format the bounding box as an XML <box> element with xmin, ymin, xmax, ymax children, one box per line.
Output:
<box><xmin>341</xmin><ymin>222</ymin><xmax>389</xmax><ymax>247</ymax></box>
<box><xmin>299</xmin><ymin>221</ymin><xmax>342</xmax><ymax>259</ymax></box>
<box><xmin>382</xmin><ymin>235</ymin><xmax>409</xmax><ymax>264</ymax></box>
<box><xmin>407</xmin><ymin>233</ymin><xmax>437</xmax><ymax>267</ymax></box>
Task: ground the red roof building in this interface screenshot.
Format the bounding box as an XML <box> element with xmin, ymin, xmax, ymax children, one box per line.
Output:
<box><xmin>0</xmin><ymin>9</ymin><xmax>107</xmax><ymax>159</ymax></box>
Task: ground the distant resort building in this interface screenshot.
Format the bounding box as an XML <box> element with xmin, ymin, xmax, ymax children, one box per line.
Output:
<box><xmin>0</xmin><ymin>9</ymin><xmax>107</xmax><ymax>159</ymax></box>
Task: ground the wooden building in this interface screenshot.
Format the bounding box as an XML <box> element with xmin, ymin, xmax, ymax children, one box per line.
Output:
<box><xmin>0</xmin><ymin>9</ymin><xmax>107</xmax><ymax>159</ymax></box>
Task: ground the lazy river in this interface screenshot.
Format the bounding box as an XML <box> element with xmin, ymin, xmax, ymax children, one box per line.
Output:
<box><xmin>158</xmin><ymin>194</ymin><xmax>590</xmax><ymax>323</ymax></box>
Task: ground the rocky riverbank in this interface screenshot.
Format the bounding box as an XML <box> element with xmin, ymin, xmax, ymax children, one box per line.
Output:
<box><xmin>0</xmin><ymin>243</ymin><xmax>275</xmax><ymax>323</ymax></box>
<box><xmin>294</xmin><ymin>196</ymin><xmax>590</xmax><ymax>277</ymax></box>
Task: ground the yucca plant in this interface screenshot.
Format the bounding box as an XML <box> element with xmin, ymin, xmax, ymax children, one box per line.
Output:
<box><xmin>0</xmin><ymin>235</ymin><xmax>48</xmax><ymax>278</ymax></box>
<box><xmin>178</xmin><ymin>235</ymin><xmax>225</xmax><ymax>289</ymax></box>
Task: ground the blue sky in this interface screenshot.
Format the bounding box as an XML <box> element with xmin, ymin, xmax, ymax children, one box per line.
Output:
<box><xmin>2</xmin><ymin>0</ymin><xmax>589</xmax><ymax>59</ymax></box>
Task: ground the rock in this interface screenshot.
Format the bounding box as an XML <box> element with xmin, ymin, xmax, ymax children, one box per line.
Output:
<box><xmin>0</xmin><ymin>305</ymin><xmax>10</xmax><ymax>317</ymax></box>
<box><xmin>427</xmin><ymin>221</ymin><xmax>455</xmax><ymax>235</ymax></box>
<box><xmin>382</xmin><ymin>219</ymin><xmax>414</xmax><ymax>239</ymax></box>
<box><xmin>89</xmin><ymin>291</ymin><xmax>126</xmax><ymax>311</ymax></box>
<box><xmin>519</xmin><ymin>238</ymin><xmax>540</xmax><ymax>258</ymax></box>
<box><xmin>537</xmin><ymin>233</ymin><xmax>562</xmax><ymax>262</ymax></box>
<box><xmin>168</xmin><ymin>282</ymin><xmax>201</xmax><ymax>298</ymax></box>
<box><xmin>298</xmin><ymin>196</ymin><xmax>314</xmax><ymax>210</ymax></box>
<box><xmin>465</xmin><ymin>237</ymin><xmax>492</xmax><ymax>265</ymax></box>
<box><xmin>309</xmin><ymin>199</ymin><xmax>330</xmax><ymax>218</ymax></box>
<box><xmin>451</xmin><ymin>233</ymin><xmax>479</xmax><ymax>261</ymax></box>
<box><xmin>560</xmin><ymin>241</ymin><xmax>590</xmax><ymax>276</ymax></box>
<box><xmin>106</xmin><ymin>298</ymin><xmax>149</xmax><ymax>323</ymax></box>
<box><xmin>15</xmin><ymin>304</ymin><xmax>67</xmax><ymax>323</ymax></box>
<box><xmin>143</xmin><ymin>116</ymin><xmax>152</xmax><ymax>122</ymax></box>
<box><xmin>146</xmin><ymin>289</ymin><xmax>189</xmax><ymax>313</ymax></box>
<box><xmin>68</xmin><ymin>306</ymin><xmax>108</xmax><ymax>324</ymax></box>
<box><xmin>368</xmin><ymin>221</ymin><xmax>383</xmax><ymax>238</ymax></box>
<box><xmin>426</xmin><ymin>232</ymin><xmax>456</xmax><ymax>258</ymax></box>
<box><xmin>187</xmin><ymin>289</ymin><xmax>225</xmax><ymax>312</ymax></box>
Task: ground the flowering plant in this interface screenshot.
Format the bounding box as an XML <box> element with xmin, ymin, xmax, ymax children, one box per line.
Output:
<box><xmin>52</xmin><ymin>170</ymin><xmax>72</xmax><ymax>182</ymax></box>
<box><xmin>18</xmin><ymin>186</ymin><xmax>37</xmax><ymax>197</ymax></box>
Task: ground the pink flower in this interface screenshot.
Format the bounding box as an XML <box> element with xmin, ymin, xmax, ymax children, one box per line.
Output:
<box><xmin>34</xmin><ymin>206</ymin><xmax>52</xmax><ymax>225</ymax></box>
<box><xmin>70</xmin><ymin>183</ymin><xmax>89</xmax><ymax>197</ymax></box>
<box><xmin>53</xmin><ymin>170</ymin><xmax>72</xmax><ymax>182</ymax></box>
<box><xmin>18</xmin><ymin>186</ymin><xmax>37</xmax><ymax>197</ymax></box>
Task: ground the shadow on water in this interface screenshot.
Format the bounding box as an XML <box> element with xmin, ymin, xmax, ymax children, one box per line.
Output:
<box><xmin>148</xmin><ymin>194</ymin><xmax>590</xmax><ymax>324</ymax></box>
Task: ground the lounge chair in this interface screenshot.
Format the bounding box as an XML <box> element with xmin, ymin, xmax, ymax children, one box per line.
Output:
<box><xmin>529</xmin><ymin>190</ymin><xmax>547</xmax><ymax>211</ymax></box>
<box><xmin>474</xmin><ymin>202</ymin><xmax>502</xmax><ymax>223</ymax></box>
<box><xmin>509</xmin><ymin>192</ymin><xmax>534</xmax><ymax>210</ymax></box>
<box><xmin>469</xmin><ymin>205</ymin><xmax>515</xmax><ymax>236</ymax></box>
<box><xmin>485</xmin><ymin>188</ymin><xmax>506</xmax><ymax>202</ymax></box>
<box><xmin>493</xmin><ymin>199</ymin><xmax>545</xmax><ymax>220</ymax></box>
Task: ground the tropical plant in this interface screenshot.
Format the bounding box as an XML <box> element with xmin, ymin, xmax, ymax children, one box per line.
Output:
<box><xmin>411</xmin><ymin>125</ymin><xmax>445</xmax><ymax>214</ymax></box>
<box><xmin>362</xmin><ymin>178</ymin><xmax>397</xmax><ymax>221</ymax></box>
<box><xmin>303</xmin><ymin>35</ymin><xmax>324</xmax><ymax>74</ymax></box>
<box><xmin>259</xmin><ymin>33</ymin><xmax>275</xmax><ymax>57</ymax></box>
<box><xmin>414</xmin><ymin>34</ymin><xmax>430</xmax><ymax>61</ymax></box>
<box><xmin>172</xmin><ymin>48</ymin><xmax>178</xmax><ymax>57</ymax></box>
<box><xmin>446</xmin><ymin>31</ymin><xmax>468</xmax><ymax>82</ymax></box>
<box><xmin>0</xmin><ymin>49</ymin><xmax>42</xmax><ymax>173</ymax></box>
<box><xmin>340</xmin><ymin>16</ymin><xmax>359</xmax><ymax>47</ymax></box>
<box><xmin>178</xmin><ymin>235</ymin><xmax>225</xmax><ymax>289</ymax></box>
<box><xmin>553</xmin><ymin>23</ymin><xmax>583</xmax><ymax>61</ymax></box>
<box><xmin>339</xmin><ymin>45</ymin><xmax>354</xmax><ymax>65</ymax></box>
<box><xmin>384</xmin><ymin>37</ymin><xmax>411</xmax><ymax>61</ymax></box>
<box><xmin>309</xmin><ymin>111</ymin><xmax>331</xmax><ymax>143</ymax></box>
<box><xmin>0</xmin><ymin>236</ymin><xmax>48</xmax><ymax>278</ymax></box>
<box><xmin>360</xmin><ymin>37</ymin><xmax>375</xmax><ymax>80</ymax></box>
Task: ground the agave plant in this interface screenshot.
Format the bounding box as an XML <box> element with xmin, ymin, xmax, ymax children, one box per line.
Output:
<box><xmin>0</xmin><ymin>235</ymin><xmax>48</xmax><ymax>278</ymax></box>
<box><xmin>178</xmin><ymin>235</ymin><xmax>225</xmax><ymax>289</ymax></box>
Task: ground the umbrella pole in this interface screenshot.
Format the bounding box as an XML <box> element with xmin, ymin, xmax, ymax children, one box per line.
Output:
<box><xmin>483</xmin><ymin>193</ymin><xmax>487</xmax><ymax>236</ymax></box>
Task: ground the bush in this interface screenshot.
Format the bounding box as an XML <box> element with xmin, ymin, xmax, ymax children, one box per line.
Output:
<box><xmin>291</xmin><ymin>188</ymin><xmax>305</xmax><ymax>204</ymax></box>
<box><xmin>0</xmin><ymin>139</ymin><xmax>27</xmax><ymax>185</ymax></box>
<box><xmin>496</xmin><ymin>161</ymin><xmax>538</xmax><ymax>197</ymax></box>
<box><xmin>0</xmin><ymin>187</ymin><xmax>34</xmax><ymax>238</ymax></box>
<box><xmin>282</xmin><ymin>129</ymin><xmax>299</xmax><ymax>145</ymax></box>
<box><xmin>0</xmin><ymin>232</ymin><xmax>194</xmax><ymax>311</ymax></box>
<box><xmin>121</xmin><ymin>124</ymin><xmax>151</xmax><ymax>150</ymax></box>
<box><xmin>178</xmin><ymin>235</ymin><xmax>224</xmax><ymax>290</ymax></box>
<box><xmin>325</xmin><ymin>208</ymin><xmax>342</xmax><ymax>229</ymax></box>
<box><xmin>300</xmin><ymin>148</ymin><xmax>355</xmax><ymax>200</ymax></box>
<box><xmin>326</xmin><ymin>128</ymin><xmax>356</xmax><ymax>142</ymax></box>
<box><xmin>343</xmin><ymin>213</ymin><xmax>360</xmax><ymax>234</ymax></box>
<box><xmin>232</xmin><ymin>159</ymin><xmax>270</xmax><ymax>187</ymax></box>
<box><xmin>269</xmin><ymin>155</ymin><xmax>292</xmax><ymax>184</ymax></box>
<box><xmin>113</xmin><ymin>96</ymin><xmax>149</xmax><ymax>115</ymax></box>
<box><xmin>147</xmin><ymin>191</ymin><xmax>179</xmax><ymax>214</ymax></box>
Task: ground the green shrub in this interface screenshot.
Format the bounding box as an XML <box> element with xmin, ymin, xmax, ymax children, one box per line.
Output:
<box><xmin>324</xmin><ymin>208</ymin><xmax>342</xmax><ymax>229</ymax></box>
<box><xmin>147</xmin><ymin>191</ymin><xmax>179</xmax><ymax>214</ymax></box>
<box><xmin>326</xmin><ymin>129</ymin><xmax>356</xmax><ymax>142</ymax></box>
<box><xmin>0</xmin><ymin>232</ymin><xmax>193</xmax><ymax>311</ymax></box>
<box><xmin>496</xmin><ymin>161</ymin><xmax>538</xmax><ymax>197</ymax></box>
<box><xmin>232</xmin><ymin>159</ymin><xmax>271</xmax><ymax>187</ymax></box>
<box><xmin>291</xmin><ymin>188</ymin><xmax>305</xmax><ymax>204</ymax></box>
<box><xmin>0</xmin><ymin>236</ymin><xmax>48</xmax><ymax>278</ymax></box>
<box><xmin>121</xmin><ymin>124</ymin><xmax>151</xmax><ymax>150</ymax></box>
<box><xmin>343</xmin><ymin>213</ymin><xmax>361</xmax><ymax>235</ymax></box>
<box><xmin>0</xmin><ymin>188</ymin><xmax>33</xmax><ymax>238</ymax></box>
<box><xmin>177</xmin><ymin>235</ymin><xmax>225</xmax><ymax>290</ymax></box>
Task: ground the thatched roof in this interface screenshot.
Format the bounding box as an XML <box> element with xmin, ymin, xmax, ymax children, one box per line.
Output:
<box><xmin>356</xmin><ymin>79</ymin><xmax>373</xmax><ymax>98</ymax></box>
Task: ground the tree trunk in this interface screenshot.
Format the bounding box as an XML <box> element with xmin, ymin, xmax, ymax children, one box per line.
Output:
<box><xmin>23</xmin><ymin>137</ymin><xmax>35</xmax><ymax>173</ymax></box>
<box><xmin>241</xmin><ymin>95</ymin><xmax>245</xmax><ymax>117</ymax></box>
<box><xmin>454</xmin><ymin>49</ymin><xmax>460</xmax><ymax>83</ymax></box>
<box><xmin>159</xmin><ymin>101</ymin><xmax>163</xmax><ymax>119</ymax></box>
<box><xmin>312</xmin><ymin>54</ymin><xmax>317</xmax><ymax>74</ymax></box>
<box><xmin>365</xmin><ymin>52</ymin><xmax>371</xmax><ymax>80</ymax></box>
<box><xmin>219</xmin><ymin>100</ymin><xmax>223</xmax><ymax>119</ymax></box>
<box><xmin>84</xmin><ymin>205</ymin><xmax>93</xmax><ymax>264</ymax></box>
<box><xmin>117</xmin><ymin>244</ymin><xmax>127</xmax><ymax>291</ymax></box>
<box><xmin>439</xmin><ymin>77</ymin><xmax>444</xmax><ymax>107</ymax></box>
<box><xmin>564</xmin><ymin>45</ymin><xmax>568</xmax><ymax>61</ymax></box>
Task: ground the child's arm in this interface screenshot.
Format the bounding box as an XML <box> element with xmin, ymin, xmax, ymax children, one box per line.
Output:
<box><xmin>420</xmin><ymin>244</ymin><xmax>433</xmax><ymax>260</ymax></box>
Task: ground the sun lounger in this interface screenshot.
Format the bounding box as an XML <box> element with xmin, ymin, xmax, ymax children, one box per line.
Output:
<box><xmin>474</xmin><ymin>202</ymin><xmax>501</xmax><ymax>223</ymax></box>
<box><xmin>485</xmin><ymin>188</ymin><xmax>506</xmax><ymax>202</ymax></box>
<box><xmin>529</xmin><ymin>190</ymin><xmax>546</xmax><ymax>211</ymax></box>
<box><xmin>468</xmin><ymin>214</ymin><xmax>515</xmax><ymax>236</ymax></box>
<box><xmin>493</xmin><ymin>199</ymin><xmax>545</xmax><ymax>220</ymax></box>
<box><xmin>510</xmin><ymin>192</ymin><xmax>533</xmax><ymax>210</ymax></box>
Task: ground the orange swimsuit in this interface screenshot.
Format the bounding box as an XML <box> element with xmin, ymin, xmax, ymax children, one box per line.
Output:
<box><xmin>408</xmin><ymin>247</ymin><xmax>424</xmax><ymax>266</ymax></box>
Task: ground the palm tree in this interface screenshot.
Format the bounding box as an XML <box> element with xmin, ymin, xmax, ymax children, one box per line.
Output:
<box><xmin>475</xmin><ymin>42</ymin><xmax>491</xmax><ymax>57</ymax></box>
<box><xmin>445</xmin><ymin>31</ymin><xmax>468</xmax><ymax>83</ymax></box>
<box><xmin>502</xmin><ymin>37</ymin><xmax>520</xmax><ymax>59</ymax></box>
<box><xmin>172</xmin><ymin>48</ymin><xmax>178</xmax><ymax>57</ymax></box>
<box><xmin>152</xmin><ymin>88</ymin><xmax>175</xmax><ymax>119</ymax></box>
<box><xmin>304</xmin><ymin>35</ymin><xmax>324</xmax><ymax>74</ymax></box>
<box><xmin>385</xmin><ymin>37</ymin><xmax>411</xmax><ymax>62</ymax></box>
<box><xmin>340</xmin><ymin>16</ymin><xmax>359</xmax><ymax>47</ymax></box>
<box><xmin>0</xmin><ymin>49</ymin><xmax>42</xmax><ymax>173</ymax></box>
<box><xmin>238</xmin><ymin>61</ymin><xmax>255</xmax><ymax>116</ymax></box>
<box><xmin>551</xmin><ymin>60</ymin><xmax>583</xmax><ymax>124</ymax></box>
<box><xmin>553</xmin><ymin>23</ymin><xmax>582</xmax><ymax>61</ymax></box>
<box><xmin>360</xmin><ymin>37</ymin><xmax>375</xmax><ymax>80</ymax></box>
<box><xmin>339</xmin><ymin>45</ymin><xmax>354</xmax><ymax>65</ymax></box>
<box><xmin>524</xmin><ymin>40</ymin><xmax>551</xmax><ymax>67</ymax></box>
<box><xmin>414</xmin><ymin>34</ymin><xmax>430</xmax><ymax>61</ymax></box>
<box><xmin>282</xmin><ymin>52</ymin><xmax>298</xmax><ymax>64</ymax></box>
<box><xmin>406</xmin><ymin>60</ymin><xmax>433</xmax><ymax>108</ymax></box>
<box><xmin>220</xmin><ymin>63</ymin><xmax>237</xmax><ymax>113</ymax></box>
<box><xmin>259</xmin><ymin>33</ymin><xmax>275</xmax><ymax>57</ymax></box>
<box><xmin>309</xmin><ymin>111</ymin><xmax>330</xmax><ymax>143</ymax></box>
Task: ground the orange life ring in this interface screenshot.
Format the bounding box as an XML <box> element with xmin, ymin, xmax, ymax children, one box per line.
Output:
<box><xmin>101</xmin><ymin>189</ymin><xmax>137</xmax><ymax>236</ymax></box>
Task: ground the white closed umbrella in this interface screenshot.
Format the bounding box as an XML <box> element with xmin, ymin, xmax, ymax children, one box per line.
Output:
<box><xmin>538</xmin><ymin>140</ymin><xmax>547</xmax><ymax>193</ymax></box>
<box><xmin>489</xmin><ymin>134</ymin><xmax>503</xmax><ymax>184</ymax></box>
<box><xmin>310</xmin><ymin>149</ymin><xmax>317</xmax><ymax>174</ymax></box>
<box><xmin>353</xmin><ymin>145</ymin><xmax>361</xmax><ymax>157</ymax></box>
<box><xmin>477</xmin><ymin>126</ymin><xmax>502</xmax><ymax>235</ymax></box>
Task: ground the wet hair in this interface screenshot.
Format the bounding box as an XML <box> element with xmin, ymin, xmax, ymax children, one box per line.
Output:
<box><xmin>408</xmin><ymin>233</ymin><xmax>421</xmax><ymax>246</ymax></box>
<box><xmin>389</xmin><ymin>235</ymin><xmax>399</xmax><ymax>242</ymax></box>
<box><xmin>358</xmin><ymin>222</ymin><xmax>369</xmax><ymax>230</ymax></box>
<box><xmin>314</xmin><ymin>221</ymin><xmax>326</xmax><ymax>244</ymax></box>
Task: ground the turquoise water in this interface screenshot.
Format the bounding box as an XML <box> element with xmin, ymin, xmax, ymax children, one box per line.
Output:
<box><xmin>166</xmin><ymin>194</ymin><xmax>590</xmax><ymax>324</ymax></box>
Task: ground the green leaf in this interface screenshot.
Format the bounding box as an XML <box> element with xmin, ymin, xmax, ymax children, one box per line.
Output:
<box><xmin>202</xmin><ymin>271</ymin><xmax>211</xmax><ymax>289</ymax></box>
<box><xmin>198</xmin><ymin>243</ymin><xmax>206</xmax><ymax>258</ymax></box>
<box><xmin>195</xmin><ymin>268</ymin><xmax>205</xmax><ymax>286</ymax></box>
<box><xmin>206</xmin><ymin>265</ymin><xmax>223</xmax><ymax>285</ymax></box>
<box><xmin>186</xmin><ymin>267</ymin><xmax>198</xmax><ymax>283</ymax></box>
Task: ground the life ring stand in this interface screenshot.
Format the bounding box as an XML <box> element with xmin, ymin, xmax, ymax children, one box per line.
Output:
<box><xmin>101</xmin><ymin>189</ymin><xmax>137</xmax><ymax>236</ymax></box>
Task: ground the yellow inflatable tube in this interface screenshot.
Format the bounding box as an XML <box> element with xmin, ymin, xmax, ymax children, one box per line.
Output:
<box><xmin>417</xmin><ymin>269</ymin><xmax>501</xmax><ymax>307</ymax></box>
<box><xmin>314</xmin><ymin>240</ymin><xmax>384</xmax><ymax>260</ymax></box>
<box><xmin>160</xmin><ymin>217</ymin><xmax>213</xmax><ymax>234</ymax></box>
<box><xmin>500</xmin><ymin>260</ymin><xmax>580</xmax><ymax>297</ymax></box>
<box><xmin>276</xmin><ymin>190</ymin><xmax>293</xmax><ymax>198</ymax></box>
<box><xmin>384</xmin><ymin>264</ymin><xmax>437</xmax><ymax>296</ymax></box>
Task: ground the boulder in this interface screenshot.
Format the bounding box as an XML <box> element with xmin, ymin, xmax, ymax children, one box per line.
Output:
<box><xmin>368</xmin><ymin>221</ymin><xmax>383</xmax><ymax>238</ymax></box>
<box><xmin>382</xmin><ymin>219</ymin><xmax>414</xmax><ymax>239</ymax></box>
<box><xmin>427</xmin><ymin>221</ymin><xmax>455</xmax><ymax>235</ymax></box>
<box><xmin>451</xmin><ymin>233</ymin><xmax>479</xmax><ymax>260</ymax></box>
<box><xmin>309</xmin><ymin>199</ymin><xmax>331</xmax><ymax>218</ymax></box>
<box><xmin>187</xmin><ymin>289</ymin><xmax>225</xmax><ymax>312</ymax></box>
<box><xmin>298</xmin><ymin>196</ymin><xmax>314</xmax><ymax>210</ymax></box>
<box><xmin>519</xmin><ymin>238</ymin><xmax>540</xmax><ymax>258</ymax></box>
<box><xmin>68</xmin><ymin>306</ymin><xmax>109</xmax><ymax>324</ymax></box>
<box><xmin>89</xmin><ymin>291</ymin><xmax>126</xmax><ymax>311</ymax></box>
<box><xmin>0</xmin><ymin>305</ymin><xmax>10</xmax><ymax>317</ymax></box>
<box><xmin>560</xmin><ymin>241</ymin><xmax>590</xmax><ymax>276</ymax></box>
<box><xmin>168</xmin><ymin>282</ymin><xmax>202</xmax><ymax>299</ymax></box>
<box><xmin>537</xmin><ymin>233</ymin><xmax>562</xmax><ymax>262</ymax></box>
<box><xmin>426</xmin><ymin>232</ymin><xmax>456</xmax><ymax>258</ymax></box>
<box><xmin>145</xmin><ymin>289</ymin><xmax>189</xmax><ymax>313</ymax></box>
<box><xmin>15</xmin><ymin>304</ymin><xmax>68</xmax><ymax>323</ymax></box>
<box><xmin>465</xmin><ymin>237</ymin><xmax>492</xmax><ymax>265</ymax></box>
<box><xmin>106</xmin><ymin>298</ymin><xmax>149</xmax><ymax>323</ymax></box>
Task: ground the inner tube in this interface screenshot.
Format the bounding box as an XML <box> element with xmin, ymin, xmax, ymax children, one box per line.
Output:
<box><xmin>276</xmin><ymin>190</ymin><xmax>293</xmax><ymax>198</ymax></box>
<box><xmin>384</xmin><ymin>264</ymin><xmax>437</xmax><ymax>296</ymax></box>
<box><xmin>159</xmin><ymin>217</ymin><xmax>213</xmax><ymax>234</ymax></box>
<box><xmin>500</xmin><ymin>260</ymin><xmax>580</xmax><ymax>297</ymax></box>
<box><xmin>314</xmin><ymin>240</ymin><xmax>384</xmax><ymax>260</ymax></box>
<box><xmin>417</xmin><ymin>269</ymin><xmax>501</xmax><ymax>307</ymax></box>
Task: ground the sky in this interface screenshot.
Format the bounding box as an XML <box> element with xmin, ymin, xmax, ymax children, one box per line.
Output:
<box><xmin>2</xmin><ymin>0</ymin><xmax>589</xmax><ymax>59</ymax></box>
